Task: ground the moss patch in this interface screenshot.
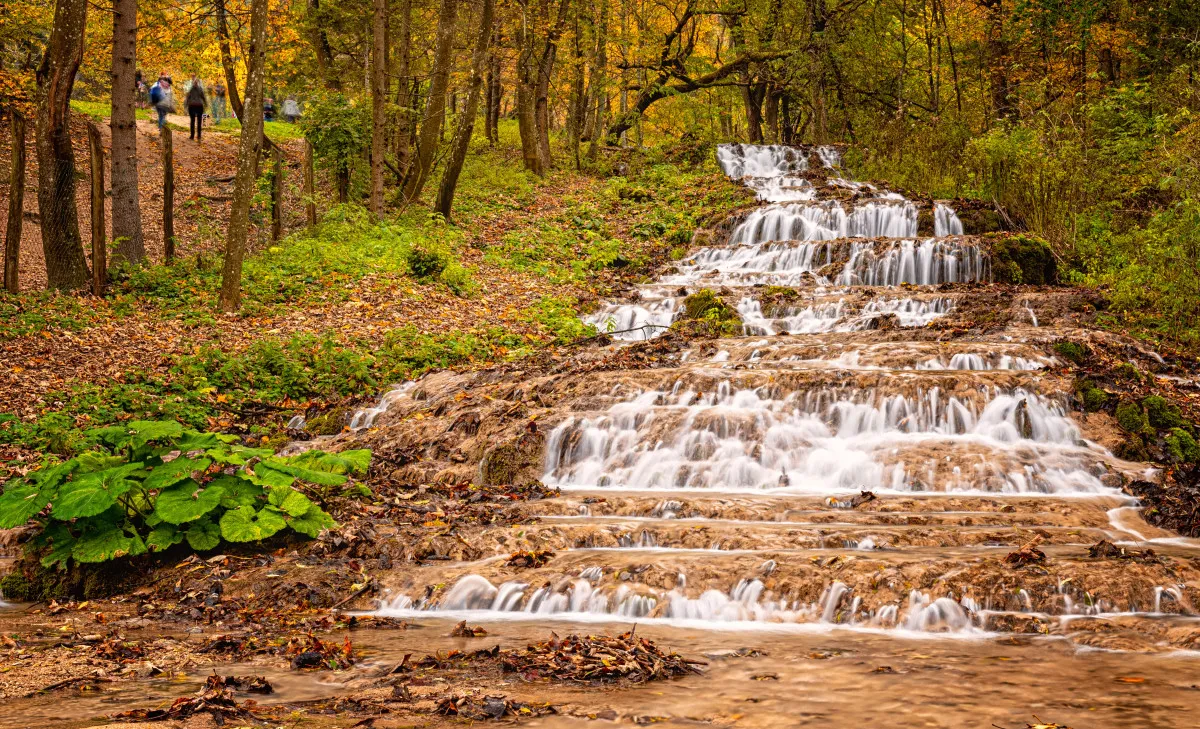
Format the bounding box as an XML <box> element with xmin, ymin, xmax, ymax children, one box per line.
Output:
<box><xmin>959</xmin><ymin>208</ymin><xmax>1004</xmax><ymax>235</ymax></box>
<box><xmin>678</xmin><ymin>289</ymin><xmax>743</xmax><ymax>336</ymax></box>
<box><xmin>1143</xmin><ymin>395</ymin><xmax>1188</xmax><ymax>430</ymax></box>
<box><xmin>989</xmin><ymin>234</ymin><xmax>1058</xmax><ymax>285</ymax></box>
<box><xmin>1116</xmin><ymin>399</ymin><xmax>1152</xmax><ymax>435</ymax></box>
<box><xmin>1075</xmin><ymin>379</ymin><xmax>1110</xmax><ymax>412</ymax></box>
<box><xmin>1052</xmin><ymin>340</ymin><xmax>1089</xmax><ymax>365</ymax></box>
<box><xmin>1165</xmin><ymin>429</ymin><xmax>1200</xmax><ymax>463</ymax></box>
<box><xmin>1114</xmin><ymin>434</ymin><xmax>1150</xmax><ymax>462</ymax></box>
<box><xmin>307</xmin><ymin>408</ymin><xmax>351</xmax><ymax>436</ymax></box>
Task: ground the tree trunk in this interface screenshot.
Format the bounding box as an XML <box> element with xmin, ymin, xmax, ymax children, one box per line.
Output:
<box><xmin>271</xmin><ymin>147</ymin><xmax>283</xmax><ymax>241</ymax></box>
<box><xmin>4</xmin><ymin>113</ymin><xmax>24</xmax><ymax>294</ymax></box>
<box><xmin>516</xmin><ymin>56</ymin><xmax>541</xmax><ymax>174</ymax></box>
<box><xmin>219</xmin><ymin>0</ymin><xmax>268</xmax><ymax>312</ymax></box>
<box><xmin>485</xmin><ymin>36</ymin><xmax>502</xmax><ymax>144</ymax></box>
<box><xmin>110</xmin><ymin>0</ymin><xmax>143</xmax><ymax>265</ymax></box>
<box><xmin>304</xmin><ymin>140</ymin><xmax>317</xmax><ymax>226</ymax></box>
<box><xmin>216</xmin><ymin>0</ymin><xmax>245</xmax><ymax>118</ymax></box>
<box><xmin>435</xmin><ymin>0</ymin><xmax>495</xmax><ymax>219</ymax></box>
<box><xmin>585</xmin><ymin>0</ymin><xmax>608</xmax><ymax>161</ymax></box>
<box><xmin>369</xmin><ymin>0</ymin><xmax>388</xmax><ymax>215</ymax></box>
<box><xmin>161</xmin><ymin>126</ymin><xmax>175</xmax><ymax>262</ymax></box>
<box><xmin>393</xmin><ymin>0</ymin><xmax>413</xmax><ymax>176</ymax></box>
<box><xmin>35</xmin><ymin>0</ymin><xmax>91</xmax><ymax>291</ymax></box>
<box><xmin>306</xmin><ymin>0</ymin><xmax>341</xmax><ymax>89</ymax></box>
<box><xmin>88</xmin><ymin>122</ymin><xmax>106</xmax><ymax>296</ymax></box>
<box><xmin>402</xmin><ymin>0</ymin><xmax>458</xmax><ymax>203</ymax></box>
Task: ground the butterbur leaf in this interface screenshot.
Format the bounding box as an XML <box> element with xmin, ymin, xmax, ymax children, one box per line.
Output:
<box><xmin>39</xmin><ymin>523</ymin><xmax>76</xmax><ymax>569</ymax></box>
<box><xmin>144</xmin><ymin>456</ymin><xmax>212</xmax><ymax>491</ymax></box>
<box><xmin>268</xmin><ymin>486</ymin><xmax>314</xmax><ymax>517</ymax></box>
<box><xmin>219</xmin><ymin>505</ymin><xmax>287</xmax><ymax>542</ymax></box>
<box><xmin>176</xmin><ymin>431</ymin><xmax>222</xmax><ymax>452</ymax></box>
<box><xmin>185</xmin><ymin>518</ymin><xmax>221</xmax><ymax>551</ymax></box>
<box><xmin>74</xmin><ymin>452</ymin><xmax>126</xmax><ymax>474</ymax></box>
<box><xmin>147</xmin><ymin>524</ymin><xmax>184</xmax><ymax>552</ymax></box>
<box><xmin>286</xmin><ymin>505</ymin><xmax>337</xmax><ymax>538</ymax></box>
<box><xmin>245</xmin><ymin>463</ymin><xmax>296</xmax><ymax>488</ymax></box>
<box><xmin>154</xmin><ymin>479</ymin><xmax>225</xmax><ymax>524</ymax></box>
<box><xmin>86</xmin><ymin>425</ymin><xmax>137</xmax><ymax>449</ymax></box>
<box><xmin>208</xmin><ymin>445</ymin><xmax>273</xmax><ymax>466</ymax></box>
<box><xmin>290</xmin><ymin>449</ymin><xmax>371</xmax><ymax>476</ymax></box>
<box><xmin>214</xmin><ymin>475</ymin><xmax>264</xmax><ymax>509</ymax></box>
<box><xmin>0</xmin><ymin>482</ymin><xmax>53</xmax><ymax>529</ymax></box>
<box><xmin>127</xmin><ymin>420</ymin><xmax>184</xmax><ymax>449</ymax></box>
<box><xmin>28</xmin><ymin>460</ymin><xmax>78</xmax><ymax>490</ymax></box>
<box><xmin>260</xmin><ymin>458</ymin><xmax>347</xmax><ymax>486</ymax></box>
<box><xmin>73</xmin><ymin>521</ymin><xmax>146</xmax><ymax>563</ymax></box>
<box><xmin>52</xmin><ymin>463</ymin><xmax>142</xmax><ymax>519</ymax></box>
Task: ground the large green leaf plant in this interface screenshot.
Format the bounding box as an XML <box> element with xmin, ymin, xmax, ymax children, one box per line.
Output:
<box><xmin>0</xmin><ymin>421</ymin><xmax>370</xmax><ymax>569</ymax></box>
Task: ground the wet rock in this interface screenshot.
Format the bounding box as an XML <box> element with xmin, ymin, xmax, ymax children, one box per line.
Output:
<box><xmin>479</xmin><ymin>431</ymin><xmax>546</xmax><ymax>486</ymax></box>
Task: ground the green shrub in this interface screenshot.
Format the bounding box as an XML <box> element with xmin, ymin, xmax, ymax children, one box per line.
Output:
<box><xmin>679</xmin><ymin>289</ymin><xmax>742</xmax><ymax>336</ymax></box>
<box><xmin>1053</xmin><ymin>340</ymin><xmax>1090</xmax><ymax>365</ymax></box>
<box><xmin>1165</xmin><ymin>428</ymin><xmax>1200</xmax><ymax>463</ymax></box>
<box><xmin>1142</xmin><ymin>395</ymin><xmax>1188</xmax><ymax>430</ymax></box>
<box><xmin>527</xmin><ymin>296</ymin><xmax>596</xmax><ymax>344</ymax></box>
<box><xmin>0</xmin><ymin>421</ymin><xmax>367</xmax><ymax>569</ymax></box>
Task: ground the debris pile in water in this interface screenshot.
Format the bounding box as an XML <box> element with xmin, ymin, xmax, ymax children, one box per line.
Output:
<box><xmin>499</xmin><ymin>630</ymin><xmax>705</xmax><ymax>683</ymax></box>
<box><xmin>450</xmin><ymin>620</ymin><xmax>489</xmax><ymax>637</ymax></box>
<box><xmin>436</xmin><ymin>694</ymin><xmax>557</xmax><ymax>719</ymax></box>
<box><xmin>506</xmin><ymin>549</ymin><xmax>555</xmax><ymax>568</ymax></box>
<box><xmin>286</xmin><ymin>632</ymin><xmax>356</xmax><ymax>669</ymax></box>
<box><xmin>1004</xmin><ymin>538</ymin><xmax>1048</xmax><ymax>567</ymax></box>
<box><xmin>1087</xmin><ymin>539</ymin><xmax>1159</xmax><ymax>563</ymax></box>
<box><xmin>112</xmin><ymin>673</ymin><xmax>268</xmax><ymax>722</ymax></box>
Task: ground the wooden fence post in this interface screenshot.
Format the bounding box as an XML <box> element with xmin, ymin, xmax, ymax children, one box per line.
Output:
<box><xmin>4</xmin><ymin>112</ymin><xmax>25</xmax><ymax>294</ymax></box>
<box><xmin>87</xmin><ymin>121</ymin><xmax>107</xmax><ymax>296</ymax></box>
<box><xmin>303</xmin><ymin>140</ymin><xmax>316</xmax><ymax>228</ymax></box>
<box><xmin>162</xmin><ymin>126</ymin><xmax>175</xmax><ymax>262</ymax></box>
<box><xmin>271</xmin><ymin>147</ymin><xmax>283</xmax><ymax>242</ymax></box>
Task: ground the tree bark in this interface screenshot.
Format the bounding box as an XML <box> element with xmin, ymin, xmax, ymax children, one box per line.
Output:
<box><xmin>370</xmin><ymin>0</ymin><xmax>388</xmax><ymax>215</ymax></box>
<box><xmin>216</xmin><ymin>0</ymin><xmax>244</xmax><ymax>118</ymax></box>
<box><xmin>304</xmin><ymin>140</ymin><xmax>317</xmax><ymax>227</ymax></box>
<box><xmin>161</xmin><ymin>126</ymin><xmax>175</xmax><ymax>262</ymax></box>
<box><xmin>435</xmin><ymin>0</ymin><xmax>495</xmax><ymax>219</ymax></box>
<box><xmin>306</xmin><ymin>0</ymin><xmax>341</xmax><ymax>89</ymax></box>
<box><xmin>88</xmin><ymin>122</ymin><xmax>106</xmax><ymax>296</ymax></box>
<box><xmin>402</xmin><ymin>0</ymin><xmax>458</xmax><ymax>203</ymax></box>
<box><xmin>35</xmin><ymin>0</ymin><xmax>91</xmax><ymax>291</ymax></box>
<box><xmin>392</xmin><ymin>0</ymin><xmax>413</xmax><ymax>177</ymax></box>
<box><xmin>110</xmin><ymin>0</ymin><xmax>143</xmax><ymax>265</ymax></box>
<box><xmin>271</xmin><ymin>147</ymin><xmax>283</xmax><ymax>241</ymax></box>
<box><xmin>219</xmin><ymin>0</ymin><xmax>268</xmax><ymax>312</ymax></box>
<box><xmin>485</xmin><ymin>35</ymin><xmax>502</xmax><ymax>144</ymax></box>
<box><xmin>585</xmin><ymin>0</ymin><xmax>608</xmax><ymax>161</ymax></box>
<box><xmin>4</xmin><ymin>113</ymin><xmax>24</xmax><ymax>294</ymax></box>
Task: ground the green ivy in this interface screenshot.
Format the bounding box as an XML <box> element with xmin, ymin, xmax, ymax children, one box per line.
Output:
<box><xmin>0</xmin><ymin>421</ymin><xmax>369</xmax><ymax>569</ymax></box>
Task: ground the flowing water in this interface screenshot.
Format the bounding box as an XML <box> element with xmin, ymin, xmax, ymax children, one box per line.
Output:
<box><xmin>349</xmin><ymin>145</ymin><xmax>1200</xmax><ymax>724</ymax></box>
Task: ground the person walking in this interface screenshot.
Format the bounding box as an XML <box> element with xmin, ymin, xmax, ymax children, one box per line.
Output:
<box><xmin>149</xmin><ymin>76</ymin><xmax>173</xmax><ymax>129</ymax></box>
<box><xmin>283</xmin><ymin>95</ymin><xmax>300</xmax><ymax>123</ymax></box>
<box><xmin>185</xmin><ymin>74</ymin><xmax>207</xmax><ymax>141</ymax></box>
<box><xmin>212</xmin><ymin>81</ymin><xmax>227</xmax><ymax>124</ymax></box>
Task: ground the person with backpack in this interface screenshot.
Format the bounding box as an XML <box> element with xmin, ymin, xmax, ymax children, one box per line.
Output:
<box><xmin>212</xmin><ymin>81</ymin><xmax>227</xmax><ymax>124</ymax></box>
<box><xmin>149</xmin><ymin>76</ymin><xmax>172</xmax><ymax>129</ymax></box>
<box><xmin>185</xmin><ymin>74</ymin><xmax>207</xmax><ymax>141</ymax></box>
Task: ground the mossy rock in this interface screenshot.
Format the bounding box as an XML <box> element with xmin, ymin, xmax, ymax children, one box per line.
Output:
<box><xmin>306</xmin><ymin>408</ymin><xmax>351</xmax><ymax>436</ymax></box>
<box><xmin>759</xmin><ymin>286</ymin><xmax>803</xmax><ymax>317</ymax></box>
<box><xmin>1165</xmin><ymin>428</ymin><xmax>1200</xmax><ymax>463</ymax></box>
<box><xmin>1114</xmin><ymin>434</ymin><xmax>1150</xmax><ymax>462</ymax></box>
<box><xmin>679</xmin><ymin>289</ymin><xmax>742</xmax><ymax>336</ymax></box>
<box><xmin>1142</xmin><ymin>395</ymin><xmax>1188</xmax><ymax>431</ymax></box>
<box><xmin>916</xmin><ymin>208</ymin><xmax>935</xmax><ymax>237</ymax></box>
<box><xmin>1074</xmin><ymin>379</ymin><xmax>1109</xmax><ymax>412</ymax></box>
<box><xmin>959</xmin><ymin>209</ymin><xmax>1004</xmax><ymax>235</ymax></box>
<box><xmin>480</xmin><ymin>432</ymin><xmax>546</xmax><ymax>486</ymax></box>
<box><xmin>989</xmin><ymin>234</ymin><xmax>1057</xmax><ymax>285</ymax></box>
<box><xmin>1052</xmin><ymin>340</ymin><xmax>1089</xmax><ymax>365</ymax></box>
<box><xmin>1</xmin><ymin>560</ymin><xmax>137</xmax><ymax>602</ymax></box>
<box><xmin>1113</xmin><ymin>362</ymin><xmax>1144</xmax><ymax>383</ymax></box>
<box><xmin>1115</xmin><ymin>399</ymin><xmax>1153</xmax><ymax>436</ymax></box>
